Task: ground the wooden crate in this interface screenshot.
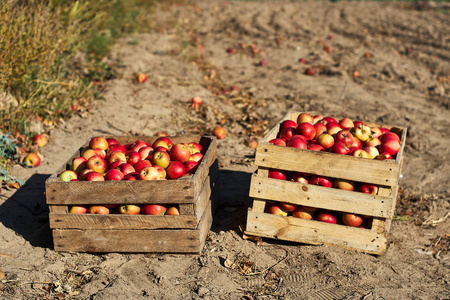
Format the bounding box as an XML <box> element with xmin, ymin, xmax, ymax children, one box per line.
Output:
<box><xmin>245</xmin><ymin>111</ymin><xmax>406</xmax><ymax>255</ymax></box>
<box><xmin>46</xmin><ymin>136</ymin><xmax>218</xmax><ymax>254</ymax></box>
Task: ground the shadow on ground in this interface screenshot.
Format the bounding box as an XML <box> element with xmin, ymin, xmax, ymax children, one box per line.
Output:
<box><xmin>0</xmin><ymin>173</ymin><xmax>53</xmax><ymax>248</ymax></box>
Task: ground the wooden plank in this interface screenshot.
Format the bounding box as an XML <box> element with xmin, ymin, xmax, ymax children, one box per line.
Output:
<box><xmin>196</xmin><ymin>194</ymin><xmax>215</xmax><ymax>254</ymax></box>
<box><xmin>251</xmin><ymin>168</ymin><xmax>269</xmax><ymax>213</ymax></box>
<box><xmin>245</xmin><ymin>211</ymin><xmax>387</xmax><ymax>255</ymax></box>
<box><xmin>179</xmin><ymin>204</ymin><xmax>194</xmax><ymax>215</ymax></box>
<box><xmin>371</xmin><ymin>186</ymin><xmax>392</xmax><ymax>233</ymax></box>
<box><xmin>49</xmin><ymin>205</ymin><xmax>68</xmax><ymax>214</ymax></box>
<box><xmin>255</xmin><ymin>143</ymin><xmax>400</xmax><ymax>186</ymax></box>
<box><xmin>249</xmin><ymin>174</ymin><xmax>393</xmax><ymax>218</ymax></box>
<box><xmin>195</xmin><ymin>160</ymin><xmax>218</xmax><ymax>222</ymax></box>
<box><xmin>52</xmin><ymin>228</ymin><xmax>201</xmax><ymax>253</ymax></box>
<box><xmin>49</xmin><ymin>214</ymin><xmax>198</xmax><ymax>230</ymax></box>
<box><xmin>192</xmin><ymin>139</ymin><xmax>218</xmax><ymax>197</ymax></box>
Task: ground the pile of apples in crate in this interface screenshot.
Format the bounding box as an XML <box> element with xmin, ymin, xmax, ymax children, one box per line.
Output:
<box><xmin>58</xmin><ymin>136</ymin><xmax>204</xmax><ymax>215</ymax></box>
<box><xmin>264</xmin><ymin>112</ymin><xmax>402</xmax><ymax>228</ymax></box>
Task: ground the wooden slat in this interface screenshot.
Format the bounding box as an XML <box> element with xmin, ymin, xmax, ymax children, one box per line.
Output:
<box><xmin>49</xmin><ymin>214</ymin><xmax>198</xmax><ymax>230</ymax></box>
<box><xmin>195</xmin><ymin>159</ymin><xmax>219</xmax><ymax>222</ymax></box>
<box><xmin>255</xmin><ymin>143</ymin><xmax>400</xmax><ymax>186</ymax></box>
<box><xmin>49</xmin><ymin>205</ymin><xmax>68</xmax><ymax>214</ymax></box>
<box><xmin>251</xmin><ymin>168</ymin><xmax>269</xmax><ymax>213</ymax></box>
<box><xmin>249</xmin><ymin>174</ymin><xmax>393</xmax><ymax>218</ymax></box>
<box><xmin>371</xmin><ymin>186</ymin><xmax>391</xmax><ymax>233</ymax></box>
<box><xmin>245</xmin><ymin>211</ymin><xmax>387</xmax><ymax>255</ymax></box>
<box><xmin>197</xmin><ymin>190</ymin><xmax>216</xmax><ymax>253</ymax></box>
<box><xmin>192</xmin><ymin>139</ymin><xmax>218</xmax><ymax>197</ymax></box>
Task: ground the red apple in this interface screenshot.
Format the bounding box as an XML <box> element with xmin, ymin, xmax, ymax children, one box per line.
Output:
<box><xmin>364</xmin><ymin>146</ymin><xmax>380</xmax><ymax>159</ymax></box>
<box><xmin>338</xmin><ymin>118</ymin><xmax>354</xmax><ymax>129</ymax></box>
<box><xmin>71</xmin><ymin>157</ymin><xmax>87</xmax><ymax>174</ymax></box>
<box><xmin>116</xmin><ymin>163</ymin><xmax>135</xmax><ymax>176</ymax></box>
<box><xmin>165</xmin><ymin>206</ymin><xmax>180</xmax><ymax>215</ymax></box>
<box><xmin>292</xmin><ymin>207</ymin><xmax>314</xmax><ymax>220</ymax></box>
<box><xmin>296</xmin><ymin>123</ymin><xmax>316</xmax><ymax>141</ymax></box>
<box><xmin>184</xmin><ymin>160</ymin><xmax>199</xmax><ymax>174</ymax></box>
<box><xmin>363</xmin><ymin>137</ymin><xmax>381</xmax><ymax>148</ymax></box>
<box><xmin>69</xmin><ymin>205</ymin><xmax>87</xmax><ymax>214</ymax></box>
<box><xmin>310</xmin><ymin>176</ymin><xmax>333</xmax><ymax>188</ymax></box>
<box><xmin>280</xmin><ymin>202</ymin><xmax>298</xmax><ymax>212</ymax></box>
<box><xmin>87</xmin><ymin>206</ymin><xmax>109</xmax><ymax>214</ymax></box>
<box><xmin>296</xmin><ymin>113</ymin><xmax>314</xmax><ymax>124</ymax></box>
<box><xmin>342</xmin><ymin>213</ymin><xmax>363</xmax><ymax>227</ymax></box>
<box><xmin>321</xmin><ymin>116</ymin><xmax>337</xmax><ymax>125</ymax></box>
<box><xmin>330</xmin><ymin>141</ymin><xmax>350</xmax><ymax>155</ymax></box>
<box><xmin>59</xmin><ymin>170</ymin><xmax>78</xmax><ymax>181</ymax></box>
<box><xmin>142</xmin><ymin>204</ymin><xmax>167</xmax><ymax>215</ymax></box>
<box><xmin>118</xmin><ymin>204</ymin><xmax>141</xmax><ymax>215</ymax></box>
<box><xmin>269</xmin><ymin>138</ymin><xmax>287</xmax><ymax>146</ymax></box>
<box><xmin>213</xmin><ymin>126</ymin><xmax>226</xmax><ymax>139</ymax></box>
<box><xmin>350</xmin><ymin>135</ymin><xmax>362</xmax><ymax>149</ymax></box>
<box><xmin>287</xmin><ymin>136</ymin><xmax>307</xmax><ymax>149</ymax></box>
<box><xmin>134</xmin><ymin>159</ymin><xmax>152</xmax><ymax>173</ymax></box>
<box><xmin>139</xmin><ymin>166</ymin><xmax>161</xmax><ymax>180</ymax></box>
<box><xmin>81</xmin><ymin>148</ymin><xmax>97</xmax><ymax>160</ymax></box>
<box><xmin>353</xmin><ymin>121</ymin><xmax>364</xmax><ymax>127</ymax></box>
<box><xmin>350</xmin><ymin>149</ymin><xmax>370</xmax><ymax>158</ymax></box>
<box><xmin>79</xmin><ymin>168</ymin><xmax>95</xmax><ymax>180</ymax></box>
<box><xmin>357</xmin><ymin>183</ymin><xmax>378</xmax><ymax>194</ymax></box>
<box><xmin>109</xmin><ymin>160</ymin><xmax>123</xmax><ymax>170</ymax></box>
<box><xmin>33</xmin><ymin>134</ymin><xmax>48</xmax><ymax>147</ymax></box>
<box><xmin>124</xmin><ymin>173</ymin><xmax>138</xmax><ymax>180</ymax></box>
<box><xmin>138</xmin><ymin>146</ymin><xmax>154</xmax><ymax>160</ymax></box>
<box><xmin>350</xmin><ymin>124</ymin><xmax>371</xmax><ymax>142</ymax></box>
<box><xmin>189</xmin><ymin>152</ymin><xmax>204</xmax><ymax>162</ymax></box>
<box><xmin>278</xmin><ymin>127</ymin><xmax>296</xmax><ymax>141</ymax></box>
<box><xmin>313</xmin><ymin>115</ymin><xmax>324</xmax><ymax>124</ymax></box>
<box><xmin>125</xmin><ymin>150</ymin><xmax>141</xmax><ymax>166</ymax></box>
<box><xmin>334</xmin><ymin>130</ymin><xmax>354</xmax><ymax>147</ymax></box>
<box><xmin>378</xmin><ymin>139</ymin><xmax>400</xmax><ymax>156</ymax></box>
<box><xmin>153</xmin><ymin>137</ymin><xmax>174</xmax><ymax>150</ymax></box>
<box><xmin>279</xmin><ymin>120</ymin><xmax>298</xmax><ymax>132</ymax></box>
<box><xmin>104</xmin><ymin>169</ymin><xmax>124</xmax><ymax>181</ymax></box>
<box><xmin>108</xmin><ymin>144</ymin><xmax>127</xmax><ymax>156</ymax></box>
<box><xmin>187</xmin><ymin>142</ymin><xmax>202</xmax><ymax>155</ymax></box>
<box><xmin>152</xmin><ymin>150</ymin><xmax>171</xmax><ymax>169</ymax></box>
<box><xmin>89</xmin><ymin>137</ymin><xmax>109</xmax><ymax>151</ymax></box>
<box><xmin>317</xmin><ymin>133</ymin><xmax>335</xmax><ymax>150</ymax></box>
<box><xmin>166</xmin><ymin>161</ymin><xmax>186</xmax><ymax>180</ymax></box>
<box><xmin>375</xmin><ymin>152</ymin><xmax>393</xmax><ymax>160</ymax></box>
<box><xmin>380</xmin><ymin>132</ymin><xmax>400</xmax><ymax>143</ymax></box>
<box><xmin>92</xmin><ymin>148</ymin><xmax>106</xmax><ymax>159</ymax></box>
<box><xmin>314</xmin><ymin>123</ymin><xmax>327</xmax><ymax>139</ymax></box>
<box><xmin>129</xmin><ymin>140</ymin><xmax>147</xmax><ymax>153</ymax></box>
<box><xmin>153</xmin><ymin>165</ymin><xmax>166</xmax><ymax>178</ymax></box>
<box><xmin>106</xmin><ymin>138</ymin><xmax>119</xmax><ymax>147</ymax></box>
<box><xmin>265</xmin><ymin>203</ymin><xmax>288</xmax><ymax>216</ymax></box>
<box><xmin>379</xmin><ymin>127</ymin><xmax>390</xmax><ymax>135</ymax></box>
<box><xmin>86</xmin><ymin>155</ymin><xmax>107</xmax><ymax>174</ymax></box>
<box><xmin>333</xmin><ymin>179</ymin><xmax>355</xmax><ymax>191</ymax></box>
<box><xmin>107</xmin><ymin>151</ymin><xmax>127</xmax><ymax>166</ymax></box>
<box><xmin>169</xmin><ymin>143</ymin><xmax>191</xmax><ymax>163</ymax></box>
<box><xmin>370</xmin><ymin>127</ymin><xmax>382</xmax><ymax>139</ymax></box>
<box><xmin>137</xmin><ymin>73</ymin><xmax>147</xmax><ymax>83</ymax></box>
<box><xmin>308</xmin><ymin>144</ymin><xmax>325</xmax><ymax>151</ymax></box>
<box><xmin>315</xmin><ymin>211</ymin><xmax>337</xmax><ymax>224</ymax></box>
<box><xmin>83</xmin><ymin>171</ymin><xmax>104</xmax><ymax>181</ymax></box>
<box><xmin>289</xmin><ymin>172</ymin><xmax>309</xmax><ymax>184</ymax></box>
<box><xmin>268</xmin><ymin>169</ymin><xmax>286</xmax><ymax>180</ymax></box>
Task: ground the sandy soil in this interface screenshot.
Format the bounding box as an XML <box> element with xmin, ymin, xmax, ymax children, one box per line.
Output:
<box><xmin>1</xmin><ymin>1</ymin><xmax>449</xmax><ymax>299</ymax></box>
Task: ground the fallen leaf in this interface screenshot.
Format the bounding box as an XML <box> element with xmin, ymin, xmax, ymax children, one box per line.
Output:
<box><xmin>7</xmin><ymin>182</ymin><xmax>20</xmax><ymax>189</ymax></box>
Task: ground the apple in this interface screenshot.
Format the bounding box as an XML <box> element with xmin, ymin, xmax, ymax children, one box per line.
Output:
<box><xmin>137</xmin><ymin>72</ymin><xmax>147</xmax><ymax>83</ymax></box>
<box><xmin>79</xmin><ymin>168</ymin><xmax>95</xmax><ymax>180</ymax></box>
<box><xmin>357</xmin><ymin>183</ymin><xmax>378</xmax><ymax>194</ymax></box>
<box><xmin>118</xmin><ymin>204</ymin><xmax>141</xmax><ymax>215</ymax></box>
<box><xmin>153</xmin><ymin>146</ymin><xmax>169</xmax><ymax>153</ymax></box>
<box><xmin>189</xmin><ymin>152</ymin><xmax>204</xmax><ymax>162</ymax></box>
<box><xmin>184</xmin><ymin>160</ymin><xmax>199</xmax><ymax>174</ymax></box>
<box><xmin>269</xmin><ymin>138</ymin><xmax>287</xmax><ymax>146</ymax></box>
<box><xmin>278</xmin><ymin>127</ymin><xmax>296</xmax><ymax>141</ymax></box>
<box><xmin>296</xmin><ymin>113</ymin><xmax>314</xmax><ymax>124</ymax></box>
<box><xmin>280</xmin><ymin>202</ymin><xmax>297</xmax><ymax>212</ymax></box>
<box><xmin>83</xmin><ymin>171</ymin><xmax>105</xmax><ymax>181</ymax></box>
<box><xmin>265</xmin><ymin>203</ymin><xmax>288</xmax><ymax>216</ymax></box>
<box><xmin>59</xmin><ymin>170</ymin><xmax>78</xmax><ymax>181</ymax></box>
<box><xmin>333</xmin><ymin>179</ymin><xmax>355</xmax><ymax>191</ymax></box>
<box><xmin>33</xmin><ymin>134</ymin><xmax>48</xmax><ymax>147</ymax></box>
<box><xmin>303</xmin><ymin>206</ymin><xmax>318</xmax><ymax>212</ymax></box>
<box><xmin>71</xmin><ymin>157</ymin><xmax>87</xmax><ymax>174</ymax></box>
<box><xmin>279</xmin><ymin>120</ymin><xmax>298</xmax><ymax>132</ymax></box>
<box><xmin>350</xmin><ymin>135</ymin><xmax>362</xmax><ymax>149</ymax></box>
<box><xmin>375</xmin><ymin>152</ymin><xmax>393</xmax><ymax>160</ymax></box>
<box><xmin>314</xmin><ymin>123</ymin><xmax>327</xmax><ymax>139</ymax></box>
<box><xmin>190</xmin><ymin>96</ymin><xmax>202</xmax><ymax>110</ymax></box>
<box><xmin>139</xmin><ymin>166</ymin><xmax>161</xmax><ymax>180</ymax></box>
<box><xmin>142</xmin><ymin>204</ymin><xmax>167</xmax><ymax>215</ymax></box>
<box><xmin>326</xmin><ymin>122</ymin><xmax>341</xmax><ymax>131</ymax></box>
<box><xmin>321</xmin><ymin>116</ymin><xmax>337</xmax><ymax>125</ymax></box>
<box><xmin>125</xmin><ymin>150</ymin><xmax>141</xmax><ymax>166</ymax></box>
<box><xmin>134</xmin><ymin>159</ymin><xmax>152</xmax><ymax>173</ymax></box>
<box><xmin>124</xmin><ymin>174</ymin><xmax>137</xmax><ymax>180</ymax></box>
<box><xmin>287</xmin><ymin>136</ymin><xmax>307</xmax><ymax>149</ymax></box>
<box><xmin>370</xmin><ymin>127</ymin><xmax>382</xmax><ymax>139</ymax></box>
<box><xmin>165</xmin><ymin>206</ymin><xmax>180</xmax><ymax>215</ymax></box>
<box><xmin>350</xmin><ymin>124</ymin><xmax>371</xmax><ymax>142</ymax></box>
<box><xmin>187</xmin><ymin>142</ymin><xmax>202</xmax><ymax>155</ymax></box>
<box><xmin>129</xmin><ymin>140</ymin><xmax>147</xmax><ymax>153</ymax></box>
<box><xmin>69</xmin><ymin>205</ymin><xmax>87</xmax><ymax>214</ymax></box>
<box><xmin>296</xmin><ymin>123</ymin><xmax>316</xmax><ymax>140</ymax></box>
<box><xmin>380</xmin><ymin>132</ymin><xmax>400</xmax><ymax>143</ymax></box>
<box><xmin>378</xmin><ymin>139</ymin><xmax>400</xmax><ymax>156</ymax></box>
<box><xmin>315</xmin><ymin>211</ymin><xmax>337</xmax><ymax>224</ymax></box>
<box><xmin>379</xmin><ymin>127</ymin><xmax>390</xmax><ymax>135</ymax></box>
<box><xmin>364</xmin><ymin>146</ymin><xmax>380</xmax><ymax>159</ymax></box>
<box><xmin>289</xmin><ymin>172</ymin><xmax>309</xmax><ymax>184</ymax></box>
<box><xmin>213</xmin><ymin>126</ymin><xmax>226</xmax><ymax>139</ymax></box>
<box><xmin>153</xmin><ymin>165</ymin><xmax>166</xmax><ymax>178</ymax></box>
<box><xmin>91</xmin><ymin>148</ymin><xmax>106</xmax><ymax>159</ymax></box>
<box><xmin>363</xmin><ymin>137</ymin><xmax>381</xmax><ymax>148</ymax></box>
<box><xmin>87</xmin><ymin>206</ymin><xmax>109</xmax><ymax>214</ymax></box>
<box><xmin>108</xmin><ymin>144</ymin><xmax>127</xmax><ymax>156</ymax></box>
<box><xmin>308</xmin><ymin>144</ymin><xmax>325</xmax><ymax>151</ymax></box>
<box><xmin>107</xmin><ymin>151</ymin><xmax>127</xmax><ymax>166</ymax></box>
<box><xmin>350</xmin><ymin>149</ymin><xmax>370</xmax><ymax>158</ymax></box>
<box><xmin>353</xmin><ymin>121</ymin><xmax>364</xmax><ymax>127</ymax></box>
<box><xmin>330</xmin><ymin>141</ymin><xmax>350</xmax><ymax>155</ymax></box>
<box><xmin>338</xmin><ymin>118</ymin><xmax>354</xmax><ymax>129</ymax></box>
<box><xmin>152</xmin><ymin>137</ymin><xmax>174</xmax><ymax>150</ymax></box>
<box><xmin>166</xmin><ymin>161</ymin><xmax>186</xmax><ymax>180</ymax></box>
<box><xmin>317</xmin><ymin>133</ymin><xmax>335</xmax><ymax>150</ymax></box>
<box><xmin>81</xmin><ymin>148</ymin><xmax>97</xmax><ymax>160</ymax></box>
<box><xmin>334</xmin><ymin>130</ymin><xmax>354</xmax><ymax>147</ymax></box>
<box><xmin>116</xmin><ymin>163</ymin><xmax>135</xmax><ymax>176</ymax></box>
<box><xmin>104</xmin><ymin>169</ymin><xmax>124</xmax><ymax>181</ymax></box>
<box><xmin>292</xmin><ymin>207</ymin><xmax>314</xmax><ymax>220</ymax></box>
<box><xmin>342</xmin><ymin>213</ymin><xmax>363</xmax><ymax>227</ymax></box>
<box><xmin>106</xmin><ymin>138</ymin><xmax>119</xmax><ymax>147</ymax></box>
<box><xmin>86</xmin><ymin>155</ymin><xmax>107</xmax><ymax>174</ymax></box>
<box><xmin>170</xmin><ymin>143</ymin><xmax>191</xmax><ymax>163</ymax></box>
<box><xmin>152</xmin><ymin>150</ymin><xmax>171</xmax><ymax>169</ymax></box>
<box><xmin>310</xmin><ymin>176</ymin><xmax>333</xmax><ymax>188</ymax></box>
<box><xmin>138</xmin><ymin>146</ymin><xmax>154</xmax><ymax>160</ymax></box>
<box><xmin>109</xmin><ymin>160</ymin><xmax>123</xmax><ymax>170</ymax></box>
<box><xmin>327</xmin><ymin>125</ymin><xmax>342</xmax><ymax>136</ymax></box>
<box><xmin>313</xmin><ymin>115</ymin><xmax>323</xmax><ymax>124</ymax></box>
<box><xmin>268</xmin><ymin>169</ymin><xmax>286</xmax><ymax>180</ymax></box>
<box><xmin>89</xmin><ymin>137</ymin><xmax>109</xmax><ymax>151</ymax></box>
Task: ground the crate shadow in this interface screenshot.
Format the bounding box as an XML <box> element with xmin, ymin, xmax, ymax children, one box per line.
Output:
<box><xmin>0</xmin><ymin>173</ymin><xmax>53</xmax><ymax>249</ymax></box>
<box><xmin>211</xmin><ymin>169</ymin><xmax>254</xmax><ymax>235</ymax></box>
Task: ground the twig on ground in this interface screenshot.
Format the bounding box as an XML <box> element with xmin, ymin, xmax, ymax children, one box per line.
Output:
<box><xmin>244</xmin><ymin>247</ymin><xmax>290</xmax><ymax>276</ymax></box>
<box><xmin>422</xmin><ymin>211</ymin><xmax>450</xmax><ymax>227</ymax></box>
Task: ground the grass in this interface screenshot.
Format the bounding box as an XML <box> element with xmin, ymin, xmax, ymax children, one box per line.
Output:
<box><xmin>0</xmin><ymin>0</ymin><xmax>166</xmax><ymax>170</ymax></box>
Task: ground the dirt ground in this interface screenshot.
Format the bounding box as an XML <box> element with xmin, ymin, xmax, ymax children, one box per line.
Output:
<box><xmin>1</xmin><ymin>1</ymin><xmax>449</xmax><ymax>299</ymax></box>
